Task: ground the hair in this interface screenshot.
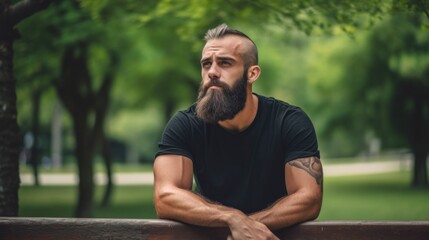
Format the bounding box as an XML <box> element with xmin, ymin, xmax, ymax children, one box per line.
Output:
<box><xmin>204</xmin><ymin>23</ymin><xmax>258</xmax><ymax>67</ymax></box>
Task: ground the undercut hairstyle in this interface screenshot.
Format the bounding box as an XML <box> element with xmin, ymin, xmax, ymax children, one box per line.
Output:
<box><xmin>204</xmin><ymin>23</ymin><xmax>258</xmax><ymax>68</ymax></box>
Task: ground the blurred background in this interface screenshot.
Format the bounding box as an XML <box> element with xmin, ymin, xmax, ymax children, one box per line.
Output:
<box><xmin>4</xmin><ymin>0</ymin><xmax>429</xmax><ymax>220</ymax></box>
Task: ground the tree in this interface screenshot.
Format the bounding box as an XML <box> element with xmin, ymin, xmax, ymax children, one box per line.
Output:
<box><xmin>306</xmin><ymin>14</ymin><xmax>429</xmax><ymax>187</ymax></box>
<box><xmin>57</xmin><ymin>42</ymin><xmax>117</xmax><ymax>216</ymax></box>
<box><xmin>15</xmin><ymin>0</ymin><xmax>158</xmax><ymax>216</ymax></box>
<box><xmin>0</xmin><ymin>0</ymin><xmax>53</xmax><ymax>216</ymax></box>
<box><xmin>365</xmin><ymin>15</ymin><xmax>429</xmax><ymax>187</ymax></box>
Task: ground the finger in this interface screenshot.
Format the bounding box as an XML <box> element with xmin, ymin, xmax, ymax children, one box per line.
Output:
<box><xmin>226</xmin><ymin>235</ymin><xmax>233</xmax><ymax>240</ymax></box>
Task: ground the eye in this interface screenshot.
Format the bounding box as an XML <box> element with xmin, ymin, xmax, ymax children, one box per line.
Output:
<box><xmin>202</xmin><ymin>61</ymin><xmax>211</xmax><ymax>69</ymax></box>
<box><xmin>219</xmin><ymin>60</ymin><xmax>231</xmax><ymax>66</ymax></box>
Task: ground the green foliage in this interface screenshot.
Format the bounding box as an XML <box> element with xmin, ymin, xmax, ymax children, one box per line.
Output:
<box><xmin>304</xmin><ymin>13</ymin><xmax>429</xmax><ymax>157</ymax></box>
<box><xmin>15</xmin><ymin>0</ymin><xmax>167</xmax><ymax>162</ymax></box>
<box><xmin>361</xmin><ymin>15</ymin><xmax>429</xmax><ymax>148</ymax></box>
<box><xmin>14</xmin><ymin>0</ymin><xmax>110</xmax><ymax>105</ymax></box>
<box><xmin>78</xmin><ymin>0</ymin><xmax>109</xmax><ymax>20</ymax></box>
<box><xmin>305</xmin><ymin>34</ymin><xmax>372</xmax><ymax>156</ymax></box>
<box><xmin>107</xmin><ymin>106</ymin><xmax>164</xmax><ymax>162</ymax></box>
<box><xmin>131</xmin><ymin>0</ymin><xmax>427</xmax><ymax>37</ymax></box>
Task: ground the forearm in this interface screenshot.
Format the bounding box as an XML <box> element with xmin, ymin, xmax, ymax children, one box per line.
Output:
<box><xmin>155</xmin><ymin>186</ymin><xmax>279</xmax><ymax>239</ymax></box>
<box><xmin>250</xmin><ymin>190</ymin><xmax>322</xmax><ymax>230</ymax></box>
<box><xmin>153</xmin><ymin>155</ymin><xmax>279</xmax><ymax>239</ymax></box>
<box><xmin>155</xmin><ymin>186</ymin><xmax>241</xmax><ymax>227</ymax></box>
<box><xmin>252</xmin><ymin>156</ymin><xmax>324</xmax><ymax>230</ymax></box>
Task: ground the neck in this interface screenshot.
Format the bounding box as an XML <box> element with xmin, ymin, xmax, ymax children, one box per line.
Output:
<box><xmin>218</xmin><ymin>90</ymin><xmax>258</xmax><ymax>132</ymax></box>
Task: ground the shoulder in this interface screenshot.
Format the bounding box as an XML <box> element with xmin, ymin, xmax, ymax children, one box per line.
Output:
<box><xmin>257</xmin><ymin>94</ymin><xmax>309</xmax><ymax>121</ymax></box>
<box><xmin>256</xmin><ymin>95</ymin><xmax>320</xmax><ymax>161</ymax></box>
<box><xmin>166</xmin><ymin>103</ymin><xmax>204</xmax><ymax>130</ymax></box>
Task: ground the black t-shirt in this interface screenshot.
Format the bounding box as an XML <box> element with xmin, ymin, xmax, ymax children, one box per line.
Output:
<box><xmin>155</xmin><ymin>94</ymin><xmax>320</xmax><ymax>214</ymax></box>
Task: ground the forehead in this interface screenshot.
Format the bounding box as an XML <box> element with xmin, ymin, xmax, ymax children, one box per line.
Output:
<box><xmin>202</xmin><ymin>35</ymin><xmax>248</xmax><ymax>60</ymax></box>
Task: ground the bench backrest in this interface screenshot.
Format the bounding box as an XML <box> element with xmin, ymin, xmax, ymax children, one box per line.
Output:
<box><xmin>1</xmin><ymin>218</ymin><xmax>428</xmax><ymax>239</ymax></box>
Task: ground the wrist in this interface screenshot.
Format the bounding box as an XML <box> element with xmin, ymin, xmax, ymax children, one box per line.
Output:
<box><xmin>221</xmin><ymin>209</ymin><xmax>246</xmax><ymax>227</ymax></box>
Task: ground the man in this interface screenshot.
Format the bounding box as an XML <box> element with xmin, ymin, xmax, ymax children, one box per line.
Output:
<box><xmin>153</xmin><ymin>23</ymin><xmax>323</xmax><ymax>240</ymax></box>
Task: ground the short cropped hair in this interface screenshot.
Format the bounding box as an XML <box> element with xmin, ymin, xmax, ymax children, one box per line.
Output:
<box><xmin>204</xmin><ymin>23</ymin><xmax>258</xmax><ymax>67</ymax></box>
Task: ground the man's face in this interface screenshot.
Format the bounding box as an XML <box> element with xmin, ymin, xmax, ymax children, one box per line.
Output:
<box><xmin>196</xmin><ymin>35</ymin><xmax>249</xmax><ymax>123</ymax></box>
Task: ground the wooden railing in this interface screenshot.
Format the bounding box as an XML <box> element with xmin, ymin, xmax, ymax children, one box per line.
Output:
<box><xmin>1</xmin><ymin>217</ymin><xmax>428</xmax><ymax>239</ymax></box>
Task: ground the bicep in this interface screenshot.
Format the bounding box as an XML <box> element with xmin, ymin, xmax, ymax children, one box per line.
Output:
<box><xmin>154</xmin><ymin>155</ymin><xmax>193</xmax><ymax>190</ymax></box>
<box><xmin>285</xmin><ymin>156</ymin><xmax>323</xmax><ymax>195</ymax></box>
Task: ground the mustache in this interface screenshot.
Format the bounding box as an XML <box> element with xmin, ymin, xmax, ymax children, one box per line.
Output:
<box><xmin>203</xmin><ymin>78</ymin><xmax>229</xmax><ymax>92</ymax></box>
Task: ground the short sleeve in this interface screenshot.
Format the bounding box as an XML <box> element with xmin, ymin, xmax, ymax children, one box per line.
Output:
<box><xmin>155</xmin><ymin>111</ymin><xmax>194</xmax><ymax>160</ymax></box>
<box><xmin>283</xmin><ymin>109</ymin><xmax>320</xmax><ymax>164</ymax></box>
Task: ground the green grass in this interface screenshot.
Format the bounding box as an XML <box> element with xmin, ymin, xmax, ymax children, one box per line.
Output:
<box><xmin>19</xmin><ymin>171</ymin><xmax>429</xmax><ymax>220</ymax></box>
<box><xmin>20</xmin><ymin>162</ymin><xmax>153</xmax><ymax>174</ymax></box>
<box><xmin>318</xmin><ymin>171</ymin><xmax>429</xmax><ymax>220</ymax></box>
<box><xmin>19</xmin><ymin>185</ymin><xmax>156</xmax><ymax>219</ymax></box>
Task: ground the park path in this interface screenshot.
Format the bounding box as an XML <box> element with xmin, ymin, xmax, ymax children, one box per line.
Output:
<box><xmin>20</xmin><ymin>159</ymin><xmax>412</xmax><ymax>186</ymax></box>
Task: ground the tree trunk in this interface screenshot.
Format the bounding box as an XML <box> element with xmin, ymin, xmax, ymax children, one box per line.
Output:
<box><xmin>412</xmin><ymin>148</ymin><xmax>428</xmax><ymax>188</ymax></box>
<box><xmin>409</xmin><ymin>86</ymin><xmax>429</xmax><ymax>188</ymax></box>
<box><xmin>30</xmin><ymin>90</ymin><xmax>41</xmax><ymax>186</ymax></box>
<box><xmin>73</xmin><ymin>111</ymin><xmax>94</xmax><ymax>218</ymax></box>
<box><xmin>100</xmin><ymin>134</ymin><xmax>113</xmax><ymax>207</ymax></box>
<box><xmin>58</xmin><ymin>45</ymin><xmax>96</xmax><ymax>218</ymax></box>
<box><xmin>0</xmin><ymin>26</ymin><xmax>20</xmax><ymax>217</ymax></box>
<box><xmin>57</xmin><ymin>44</ymin><xmax>116</xmax><ymax>216</ymax></box>
<box><xmin>0</xmin><ymin>0</ymin><xmax>53</xmax><ymax>217</ymax></box>
<box><xmin>96</xmin><ymin>57</ymin><xmax>116</xmax><ymax>208</ymax></box>
<box><xmin>411</xmin><ymin>99</ymin><xmax>428</xmax><ymax>188</ymax></box>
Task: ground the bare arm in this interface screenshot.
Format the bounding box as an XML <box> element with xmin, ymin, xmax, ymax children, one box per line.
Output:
<box><xmin>153</xmin><ymin>154</ymin><xmax>279</xmax><ymax>239</ymax></box>
<box><xmin>250</xmin><ymin>156</ymin><xmax>323</xmax><ymax>230</ymax></box>
<box><xmin>153</xmin><ymin>154</ymin><xmax>232</xmax><ymax>226</ymax></box>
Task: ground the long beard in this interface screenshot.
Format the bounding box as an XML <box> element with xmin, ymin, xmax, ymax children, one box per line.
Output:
<box><xmin>196</xmin><ymin>73</ymin><xmax>248</xmax><ymax>124</ymax></box>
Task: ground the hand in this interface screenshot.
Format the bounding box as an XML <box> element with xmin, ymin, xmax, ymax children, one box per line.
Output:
<box><xmin>226</xmin><ymin>212</ymin><xmax>280</xmax><ymax>240</ymax></box>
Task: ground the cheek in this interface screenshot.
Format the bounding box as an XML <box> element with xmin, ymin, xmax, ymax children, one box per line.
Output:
<box><xmin>226</xmin><ymin>71</ymin><xmax>243</xmax><ymax>84</ymax></box>
<box><xmin>201</xmin><ymin>69</ymin><xmax>212</xmax><ymax>80</ymax></box>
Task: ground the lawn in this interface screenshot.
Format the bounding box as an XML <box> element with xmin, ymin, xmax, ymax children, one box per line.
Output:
<box><xmin>19</xmin><ymin>185</ymin><xmax>156</xmax><ymax>219</ymax></box>
<box><xmin>19</xmin><ymin>171</ymin><xmax>429</xmax><ymax>220</ymax></box>
<box><xmin>319</xmin><ymin>171</ymin><xmax>429</xmax><ymax>220</ymax></box>
<box><xmin>19</xmin><ymin>162</ymin><xmax>153</xmax><ymax>174</ymax></box>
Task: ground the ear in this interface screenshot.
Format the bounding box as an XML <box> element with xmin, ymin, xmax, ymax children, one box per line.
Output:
<box><xmin>247</xmin><ymin>65</ymin><xmax>261</xmax><ymax>84</ymax></box>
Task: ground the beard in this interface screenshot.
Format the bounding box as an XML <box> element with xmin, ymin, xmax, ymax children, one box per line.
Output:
<box><xmin>196</xmin><ymin>72</ymin><xmax>248</xmax><ymax>124</ymax></box>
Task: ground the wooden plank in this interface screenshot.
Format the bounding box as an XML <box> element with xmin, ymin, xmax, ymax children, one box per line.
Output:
<box><xmin>276</xmin><ymin>221</ymin><xmax>429</xmax><ymax>240</ymax></box>
<box><xmin>0</xmin><ymin>218</ymin><xmax>228</xmax><ymax>240</ymax></box>
<box><xmin>1</xmin><ymin>218</ymin><xmax>428</xmax><ymax>240</ymax></box>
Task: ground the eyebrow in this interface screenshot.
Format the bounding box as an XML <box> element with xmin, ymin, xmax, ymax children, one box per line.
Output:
<box><xmin>200</xmin><ymin>56</ymin><xmax>236</xmax><ymax>63</ymax></box>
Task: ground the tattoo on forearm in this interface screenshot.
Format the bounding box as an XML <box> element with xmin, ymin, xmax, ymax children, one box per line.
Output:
<box><xmin>288</xmin><ymin>157</ymin><xmax>323</xmax><ymax>185</ymax></box>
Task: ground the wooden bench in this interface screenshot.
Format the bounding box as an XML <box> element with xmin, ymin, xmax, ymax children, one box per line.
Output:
<box><xmin>1</xmin><ymin>217</ymin><xmax>428</xmax><ymax>239</ymax></box>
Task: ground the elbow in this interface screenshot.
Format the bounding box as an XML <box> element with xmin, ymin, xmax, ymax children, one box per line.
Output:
<box><xmin>307</xmin><ymin>193</ymin><xmax>323</xmax><ymax>221</ymax></box>
<box><xmin>154</xmin><ymin>188</ymin><xmax>174</xmax><ymax>219</ymax></box>
<box><xmin>308</xmin><ymin>201</ymin><xmax>322</xmax><ymax>221</ymax></box>
<box><xmin>297</xmin><ymin>189</ymin><xmax>322</xmax><ymax>222</ymax></box>
<box><xmin>154</xmin><ymin>198</ymin><xmax>165</xmax><ymax>219</ymax></box>
<box><xmin>154</xmin><ymin>201</ymin><xmax>168</xmax><ymax>219</ymax></box>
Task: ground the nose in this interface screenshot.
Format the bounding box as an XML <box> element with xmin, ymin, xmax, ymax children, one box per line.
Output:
<box><xmin>207</xmin><ymin>63</ymin><xmax>220</xmax><ymax>80</ymax></box>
